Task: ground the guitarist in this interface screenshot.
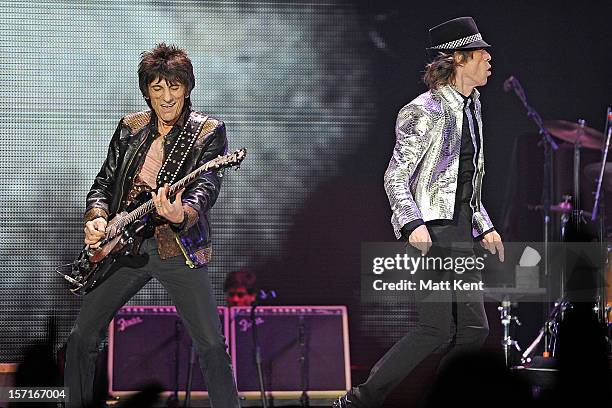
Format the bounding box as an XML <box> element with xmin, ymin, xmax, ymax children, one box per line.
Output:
<box><xmin>65</xmin><ymin>44</ymin><xmax>240</xmax><ymax>408</ymax></box>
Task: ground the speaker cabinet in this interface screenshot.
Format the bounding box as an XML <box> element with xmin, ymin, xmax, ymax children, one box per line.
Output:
<box><xmin>231</xmin><ymin>306</ymin><xmax>351</xmax><ymax>400</ymax></box>
<box><xmin>108</xmin><ymin>305</ymin><xmax>228</xmax><ymax>398</ymax></box>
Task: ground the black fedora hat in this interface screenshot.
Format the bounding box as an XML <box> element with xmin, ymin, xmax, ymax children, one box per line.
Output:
<box><xmin>427</xmin><ymin>16</ymin><xmax>491</xmax><ymax>52</ymax></box>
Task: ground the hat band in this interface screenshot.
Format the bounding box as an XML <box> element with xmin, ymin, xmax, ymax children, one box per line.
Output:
<box><xmin>431</xmin><ymin>33</ymin><xmax>482</xmax><ymax>50</ymax></box>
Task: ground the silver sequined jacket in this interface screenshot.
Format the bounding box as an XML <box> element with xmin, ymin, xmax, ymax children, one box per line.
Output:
<box><xmin>384</xmin><ymin>85</ymin><xmax>494</xmax><ymax>239</ymax></box>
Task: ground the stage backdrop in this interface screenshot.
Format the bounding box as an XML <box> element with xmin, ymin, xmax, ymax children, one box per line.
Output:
<box><xmin>0</xmin><ymin>0</ymin><xmax>375</xmax><ymax>362</ymax></box>
<box><xmin>2</xmin><ymin>0</ymin><xmax>610</xmax><ymax>370</ymax></box>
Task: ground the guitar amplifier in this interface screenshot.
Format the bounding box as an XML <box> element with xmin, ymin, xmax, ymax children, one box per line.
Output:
<box><xmin>108</xmin><ymin>305</ymin><xmax>229</xmax><ymax>398</ymax></box>
<box><xmin>231</xmin><ymin>306</ymin><xmax>351</xmax><ymax>399</ymax></box>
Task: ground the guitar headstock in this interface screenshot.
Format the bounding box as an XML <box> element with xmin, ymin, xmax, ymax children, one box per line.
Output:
<box><xmin>208</xmin><ymin>148</ymin><xmax>247</xmax><ymax>170</ymax></box>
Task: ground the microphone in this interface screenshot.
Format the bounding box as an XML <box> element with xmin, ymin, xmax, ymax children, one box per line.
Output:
<box><xmin>256</xmin><ymin>289</ymin><xmax>277</xmax><ymax>302</ymax></box>
<box><xmin>251</xmin><ymin>289</ymin><xmax>278</xmax><ymax>309</ymax></box>
<box><xmin>503</xmin><ymin>76</ymin><xmax>516</xmax><ymax>92</ymax></box>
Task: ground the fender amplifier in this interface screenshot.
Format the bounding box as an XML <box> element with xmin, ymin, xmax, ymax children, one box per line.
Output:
<box><xmin>231</xmin><ymin>305</ymin><xmax>351</xmax><ymax>399</ymax></box>
<box><xmin>108</xmin><ymin>305</ymin><xmax>229</xmax><ymax>398</ymax></box>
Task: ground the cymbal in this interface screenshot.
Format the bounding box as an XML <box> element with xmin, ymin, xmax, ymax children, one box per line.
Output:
<box><xmin>544</xmin><ymin>120</ymin><xmax>604</xmax><ymax>150</ymax></box>
<box><xmin>528</xmin><ymin>201</ymin><xmax>592</xmax><ymax>218</ymax></box>
<box><xmin>584</xmin><ymin>162</ymin><xmax>612</xmax><ymax>191</ymax></box>
<box><xmin>528</xmin><ymin>202</ymin><xmax>572</xmax><ymax>214</ymax></box>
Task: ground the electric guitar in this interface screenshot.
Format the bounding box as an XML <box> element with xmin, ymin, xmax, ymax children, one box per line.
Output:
<box><xmin>58</xmin><ymin>148</ymin><xmax>246</xmax><ymax>296</ymax></box>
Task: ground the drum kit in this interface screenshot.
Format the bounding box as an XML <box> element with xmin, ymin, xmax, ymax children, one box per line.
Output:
<box><xmin>502</xmin><ymin>114</ymin><xmax>612</xmax><ymax>370</ymax></box>
<box><xmin>538</xmin><ymin>117</ymin><xmax>611</xmax><ymax>315</ymax></box>
<box><xmin>501</xmin><ymin>76</ymin><xmax>612</xmax><ymax>366</ymax></box>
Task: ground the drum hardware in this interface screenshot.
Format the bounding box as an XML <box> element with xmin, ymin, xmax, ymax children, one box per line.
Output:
<box><xmin>527</xmin><ymin>197</ymin><xmax>593</xmax><ymax>219</ymax></box>
<box><xmin>522</xmin><ymin>119</ymin><xmax>589</xmax><ymax>364</ymax></box>
<box><xmin>505</xmin><ymin>76</ymin><xmax>560</xmax><ymax>367</ymax></box>
<box><xmin>518</xmin><ymin>109</ymin><xmax>612</xmax><ymax>367</ymax></box>
<box><xmin>542</xmin><ymin>119</ymin><xmax>588</xmax><ymax>358</ymax></box>
<box><xmin>544</xmin><ymin>119</ymin><xmax>604</xmax><ymax>150</ymax></box>
<box><xmin>590</xmin><ymin>108</ymin><xmax>612</xmax><ymax>326</ymax></box>
<box><xmin>506</xmin><ymin>79</ymin><xmax>612</xmax><ymax>367</ymax></box>
<box><xmin>584</xmin><ymin>163</ymin><xmax>612</xmax><ymax>192</ymax></box>
<box><xmin>521</xmin><ymin>299</ymin><xmax>571</xmax><ymax>364</ymax></box>
<box><xmin>541</xmin><ymin>116</ymin><xmax>588</xmax><ymax>358</ymax></box>
<box><xmin>498</xmin><ymin>297</ymin><xmax>522</xmax><ymax>367</ymax></box>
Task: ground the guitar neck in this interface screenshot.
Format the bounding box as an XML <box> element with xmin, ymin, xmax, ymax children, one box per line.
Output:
<box><xmin>102</xmin><ymin>148</ymin><xmax>245</xmax><ymax>242</ymax></box>
<box><xmin>108</xmin><ymin>161</ymin><xmax>217</xmax><ymax>238</ymax></box>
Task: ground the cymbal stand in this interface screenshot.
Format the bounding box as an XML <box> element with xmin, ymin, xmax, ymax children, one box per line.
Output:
<box><xmin>590</xmin><ymin>107</ymin><xmax>612</xmax><ymax>222</ymax></box>
<box><xmin>559</xmin><ymin>119</ymin><xmax>587</xmax><ymax>297</ymax></box>
<box><xmin>591</xmin><ymin>107</ymin><xmax>612</xmax><ymax>325</ymax></box>
<box><xmin>498</xmin><ymin>297</ymin><xmax>522</xmax><ymax>367</ymax></box>
<box><xmin>521</xmin><ymin>299</ymin><xmax>571</xmax><ymax>363</ymax></box>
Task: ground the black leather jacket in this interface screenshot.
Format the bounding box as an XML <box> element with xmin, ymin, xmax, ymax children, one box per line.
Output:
<box><xmin>85</xmin><ymin>107</ymin><xmax>227</xmax><ymax>268</ymax></box>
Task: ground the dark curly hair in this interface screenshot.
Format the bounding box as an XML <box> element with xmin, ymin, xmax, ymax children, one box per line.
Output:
<box><xmin>423</xmin><ymin>50</ymin><xmax>473</xmax><ymax>90</ymax></box>
<box><xmin>138</xmin><ymin>43</ymin><xmax>195</xmax><ymax>108</ymax></box>
<box><xmin>223</xmin><ymin>269</ymin><xmax>257</xmax><ymax>294</ymax></box>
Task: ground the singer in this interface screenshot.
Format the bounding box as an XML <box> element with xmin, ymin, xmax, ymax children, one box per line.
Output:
<box><xmin>334</xmin><ymin>17</ymin><xmax>504</xmax><ymax>408</ymax></box>
<box><xmin>64</xmin><ymin>44</ymin><xmax>240</xmax><ymax>408</ymax></box>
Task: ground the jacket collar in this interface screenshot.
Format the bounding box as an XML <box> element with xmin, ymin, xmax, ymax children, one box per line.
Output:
<box><xmin>437</xmin><ymin>84</ymin><xmax>480</xmax><ymax>111</ymax></box>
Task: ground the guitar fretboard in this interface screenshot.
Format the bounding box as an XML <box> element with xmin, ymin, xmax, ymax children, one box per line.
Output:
<box><xmin>104</xmin><ymin>149</ymin><xmax>245</xmax><ymax>241</ymax></box>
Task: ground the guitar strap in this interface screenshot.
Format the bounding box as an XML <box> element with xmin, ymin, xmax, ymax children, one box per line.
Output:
<box><xmin>156</xmin><ymin>111</ymin><xmax>209</xmax><ymax>188</ymax></box>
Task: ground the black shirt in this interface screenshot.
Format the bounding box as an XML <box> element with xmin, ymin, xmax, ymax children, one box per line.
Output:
<box><xmin>456</xmin><ymin>92</ymin><xmax>480</xmax><ymax>204</ymax></box>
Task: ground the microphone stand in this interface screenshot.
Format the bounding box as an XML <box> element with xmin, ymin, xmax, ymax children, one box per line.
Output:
<box><xmin>505</xmin><ymin>76</ymin><xmax>558</xmax><ymax>357</ymax></box>
<box><xmin>248</xmin><ymin>289</ymin><xmax>277</xmax><ymax>408</ymax></box>
<box><xmin>183</xmin><ymin>343</ymin><xmax>196</xmax><ymax>408</ymax></box>
<box><xmin>506</xmin><ymin>76</ymin><xmax>558</xmax><ymax>276</ymax></box>
<box><xmin>167</xmin><ymin>320</ymin><xmax>182</xmax><ymax>407</ymax></box>
<box><xmin>298</xmin><ymin>316</ymin><xmax>310</xmax><ymax>407</ymax></box>
<box><xmin>251</xmin><ymin>300</ymin><xmax>268</xmax><ymax>408</ymax></box>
